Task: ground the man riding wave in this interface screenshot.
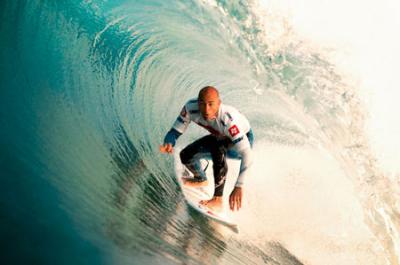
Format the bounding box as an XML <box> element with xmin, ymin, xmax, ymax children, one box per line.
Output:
<box><xmin>160</xmin><ymin>86</ymin><xmax>254</xmax><ymax>212</ymax></box>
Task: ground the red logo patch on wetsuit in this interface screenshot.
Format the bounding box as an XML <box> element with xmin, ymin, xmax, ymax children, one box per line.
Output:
<box><xmin>228</xmin><ymin>125</ymin><xmax>240</xmax><ymax>137</ymax></box>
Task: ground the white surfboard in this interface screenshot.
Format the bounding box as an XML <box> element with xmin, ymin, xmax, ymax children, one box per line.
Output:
<box><xmin>174</xmin><ymin>155</ymin><xmax>239</xmax><ymax>233</ymax></box>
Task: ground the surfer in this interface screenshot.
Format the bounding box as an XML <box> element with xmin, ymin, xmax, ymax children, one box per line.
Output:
<box><xmin>160</xmin><ymin>86</ymin><xmax>254</xmax><ymax>212</ymax></box>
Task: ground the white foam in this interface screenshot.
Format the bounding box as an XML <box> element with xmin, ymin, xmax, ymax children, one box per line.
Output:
<box><xmin>234</xmin><ymin>142</ymin><xmax>387</xmax><ymax>264</ymax></box>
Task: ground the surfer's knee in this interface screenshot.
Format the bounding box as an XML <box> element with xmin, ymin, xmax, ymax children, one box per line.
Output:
<box><xmin>180</xmin><ymin>148</ymin><xmax>191</xmax><ymax>164</ymax></box>
<box><xmin>213</xmin><ymin>159</ymin><xmax>227</xmax><ymax>178</ymax></box>
<box><xmin>211</xmin><ymin>145</ymin><xmax>226</xmax><ymax>164</ymax></box>
<box><xmin>212</xmin><ymin>149</ymin><xmax>228</xmax><ymax>178</ymax></box>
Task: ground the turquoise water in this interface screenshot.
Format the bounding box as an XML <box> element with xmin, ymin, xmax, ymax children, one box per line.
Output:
<box><xmin>1</xmin><ymin>0</ymin><xmax>399</xmax><ymax>264</ymax></box>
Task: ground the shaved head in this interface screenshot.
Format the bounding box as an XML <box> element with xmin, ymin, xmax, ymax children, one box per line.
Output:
<box><xmin>198</xmin><ymin>86</ymin><xmax>221</xmax><ymax>120</ymax></box>
<box><xmin>198</xmin><ymin>86</ymin><xmax>220</xmax><ymax>101</ymax></box>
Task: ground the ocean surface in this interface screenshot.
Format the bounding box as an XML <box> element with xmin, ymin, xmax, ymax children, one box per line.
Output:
<box><xmin>1</xmin><ymin>0</ymin><xmax>399</xmax><ymax>264</ymax></box>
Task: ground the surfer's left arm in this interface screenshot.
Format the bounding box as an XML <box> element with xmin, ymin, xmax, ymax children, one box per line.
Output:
<box><xmin>234</xmin><ymin>144</ymin><xmax>253</xmax><ymax>187</ymax></box>
<box><xmin>229</xmin><ymin>139</ymin><xmax>253</xmax><ymax>211</ymax></box>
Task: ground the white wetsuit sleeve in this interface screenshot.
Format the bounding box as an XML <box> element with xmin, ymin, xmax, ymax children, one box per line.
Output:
<box><xmin>232</xmin><ymin>137</ymin><xmax>253</xmax><ymax>187</ymax></box>
<box><xmin>224</xmin><ymin>116</ymin><xmax>253</xmax><ymax>187</ymax></box>
<box><xmin>172</xmin><ymin>104</ymin><xmax>191</xmax><ymax>134</ymax></box>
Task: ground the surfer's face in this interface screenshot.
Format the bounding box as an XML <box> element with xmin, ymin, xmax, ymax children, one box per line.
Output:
<box><xmin>198</xmin><ymin>90</ymin><xmax>221</xmax><ymax>121</ymax></box>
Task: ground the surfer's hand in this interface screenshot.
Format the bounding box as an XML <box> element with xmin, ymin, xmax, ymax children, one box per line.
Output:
<box><xmin>159</xmin><ymin>143</ymin><xmax>173</xmax><ymax>154</ymax></box>
<box><xmin>229</xmin><ymin>187</ymin><xmax>242</xmax><ymax>211</ymax></box>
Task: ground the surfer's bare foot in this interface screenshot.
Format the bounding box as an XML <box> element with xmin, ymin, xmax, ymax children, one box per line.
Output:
<box><xmin>182</xmin><ymin>178</ymin><xmax>208</xmax><ymax>188</ymax></box>
<box><xmin>200</xmin><ymin>196</ymin><xmax>223</xmax><ymax>212</ymax></box>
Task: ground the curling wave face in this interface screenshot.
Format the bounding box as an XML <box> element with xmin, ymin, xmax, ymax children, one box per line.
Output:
<box><xmin>1</xmin><ymin>0</ymin><xmax>399</xmax><ymax>264</ymax></box>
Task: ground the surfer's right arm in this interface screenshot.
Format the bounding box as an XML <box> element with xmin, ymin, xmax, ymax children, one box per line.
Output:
<box><xmin>159</xmin><ymin>103</ymin><xmax>192</xmax><ymax>154</ymax></box>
